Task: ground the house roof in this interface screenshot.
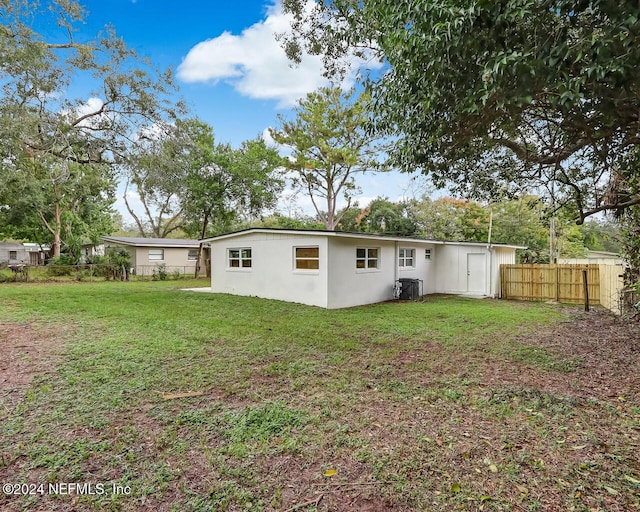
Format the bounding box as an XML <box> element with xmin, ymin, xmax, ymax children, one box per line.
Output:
<box><xmin>22</xmin><ymin>243</ymin><xmax>49</xmax><ymax>252</ymax></box>
<box><xmin>201</xmin><ymin>228</ymin><xmax>527</xmax><ymax>250</ymax></box>
<box><xmin>101</xmin><ymin>236</ymin><xmax>201</xmax><ymax>248</ymax></box>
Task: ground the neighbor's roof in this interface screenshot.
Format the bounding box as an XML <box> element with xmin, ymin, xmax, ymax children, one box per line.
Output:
<box><xmin>200</xmin><ymin>228</ymin><xmax>527</xmax><ymax>250</ymax></box>
<box><xmin>101</xmin><ymin>236</ymin><xmax>201</xmax><ymax>248</ymax></box>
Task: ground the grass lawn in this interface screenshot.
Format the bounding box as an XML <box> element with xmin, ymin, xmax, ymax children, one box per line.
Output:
<box><xmin>0</xmin><ymin>281</ymin><xmax>638</xmax><ymax>511</ymax></box>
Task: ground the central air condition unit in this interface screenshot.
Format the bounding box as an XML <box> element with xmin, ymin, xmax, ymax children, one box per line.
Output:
<box><xmin>398</xmin><ymin>278</ymin><xmax>420</xmax><ymax>300</ymax></box>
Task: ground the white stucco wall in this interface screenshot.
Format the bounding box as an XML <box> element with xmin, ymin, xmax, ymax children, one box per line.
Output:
<box><xmin>326</xmin><ymin>238</ymin><xmax>437</xmax><ymax>309</ymax></box>
<box><xmin>434</xmin><ymin>244</ymin><xmax>490</xmax><ymax>295</ymax></box>
<box><xmin>206</xmin><ymin>230</ymin><xmax>518</xmax><ymax>308</ymax></box>
<box><xmin>434</xmin><ymin>244</ymin><xmax>517</xmax><ymax>297</ymax></box>
<box><xmin>209</xmin><ymin>232</ymin><xmax>329</xmax><ymax>308</ymax></box>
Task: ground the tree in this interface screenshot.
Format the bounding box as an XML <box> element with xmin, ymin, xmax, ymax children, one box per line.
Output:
<box><xmin>336</xmin><ymin>198</ymin><xmax>421</xmax><ymax>236</ymax></box>
<box><xmin>0</xmin><ymin>157</ymin><xmax>115</xmax><ymax>257</ymax></box>
<box><xmin>411</xmin><ymin>197</ymin><xmax>490</xmax><ymax>243</ymax></box>
<box><xmin>0</xmin><ymin>0</ymin><xmax>181</xmax><ymax>253</ymax></box>
<box><xmin>180</xmin><ymin>125</ymin><xmax>285</xmax><ymax>276</ymax></box>
<box><xmin>270</xmin><ymin>87</ymin><xmax>383</xmax><ymax>230</ymax></box>
<box><xmin>122</xmin><ymin>122</ymin><xmax>193</xmax><ymax>238</ymax></box>
<box><xmin>280</xmin><ymin>1</ymin><xmax>640</xmax><ymax>224</ymax></box>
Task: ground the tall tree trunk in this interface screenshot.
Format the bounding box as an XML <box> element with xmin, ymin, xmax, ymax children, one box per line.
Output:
<box><xmin>39</xmin><ymin>204</ymin><xmax>63</xmax><ymax>258</ymax></box>
<box><xmin>194</xmin><ymin>211</ymin><xmax>210</xmax><ymax>279</ymax></box>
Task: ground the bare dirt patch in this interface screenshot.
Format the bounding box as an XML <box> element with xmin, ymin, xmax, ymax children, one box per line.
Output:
<box><xmin>482</xmin><ymin>307</ymin><xmax>640</xmax><ymax>404</ymax></box>
<box><xmin>0</xmin><ymin>321</ymin><xmax>67</xmax><ymax>418</ymax></box>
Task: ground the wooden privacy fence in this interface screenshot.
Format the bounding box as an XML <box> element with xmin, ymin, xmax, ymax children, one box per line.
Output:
<box><xmin>599</xmin><ymin>264</ymin><xmax>626</xmax><ymax>315</ymax></box>
<box><xmin>500</xmin><ymin>264</ymin><xmax>625</xmax><ymax>314</ymax></box>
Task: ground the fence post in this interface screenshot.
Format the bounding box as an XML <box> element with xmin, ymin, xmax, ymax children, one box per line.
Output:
<box><xmin>582</xmin><ymin>269</ymin><xmax>590</xmax><ymax>312</ymax></box>
<box><xmin>555</xmin><ymin>264</ymin><xmax>560</xmax><ymax>302</ymax></box>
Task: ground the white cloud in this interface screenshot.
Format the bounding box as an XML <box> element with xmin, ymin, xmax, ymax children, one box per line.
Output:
<box><xmin>177</xmin><ymin>1</ymin><xmax>382</xmax><ymax>108</ymax></box>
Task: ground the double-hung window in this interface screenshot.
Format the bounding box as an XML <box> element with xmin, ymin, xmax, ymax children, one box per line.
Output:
<box><xmin>398</xmin><ymin>248</ymin><xmax>415</xmax><ymax>268</ymax></box>
<box><xmin>228</xmin><ymin>248</ymin><xmax>252</xmax><ymax>269</ymax></box>
<box><xmin>356</xmin><ymin>248</ymin><xmax>379</xmax><ymax>270</ymax></box>
<box><xmin>294</xmin><ymin>247</ymin><xmax>319</xmax><ymax>270</ymax></box>
<box><xmin>188</xmin><ymin>249</ymin><xmax>198</xmax><ymax>261</ymax></box>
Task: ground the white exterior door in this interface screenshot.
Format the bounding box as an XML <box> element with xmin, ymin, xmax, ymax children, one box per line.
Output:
<box><xmin>467</xmin><ymin>253</ymin><xmax>486</xmax><ymax>293</ymax></box>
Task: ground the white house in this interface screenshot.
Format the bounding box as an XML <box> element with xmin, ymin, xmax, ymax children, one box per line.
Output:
<box><xmin>202</xmin><ymin>229</ymin><xmax>523</xmax><ymax>309</ymax></box>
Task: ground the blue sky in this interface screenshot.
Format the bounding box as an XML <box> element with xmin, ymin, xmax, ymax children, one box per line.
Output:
<box><xmin>71</xmin><ymin>0</ymin><xmax>427</xmax><ymax>220</ymax></box>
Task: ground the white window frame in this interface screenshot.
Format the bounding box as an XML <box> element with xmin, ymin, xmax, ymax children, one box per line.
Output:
<box><xmin>294</xmin><ymin>246</ymin><xmax>320</xmax><ymax>272</ymax></box>
<box><xmin>425</xmin><ymin>249</ymin><xmax>432</xmax><ymax>260</ymax></box>
<box><xmin>356</xmin><ymin>247</ymin><xmax>380</xmax><ymax>272</ymax></box>
<box><xmin>228</xmin><ymin>247</ymin><xmax>252</xmax><ymax>270</ymax></box>
<box><xmin>398</xmin><ymin>248</ymin><xmax>415</xmax><ymax>268</ymax></box>
<box><xmin>148</xmin><ymin>249</ymin><xmax>164</xmax><ymax>261</ymax></box>
<box><xmin>188</xmin><ymin>249</ymin><xmax>198</xmax><ymax>261</ymax></box>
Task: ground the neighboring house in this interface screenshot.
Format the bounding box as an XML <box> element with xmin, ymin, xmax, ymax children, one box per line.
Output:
<box><xmin>101</xmin><ymin>236</ymin><xmax>205</xmax><ymax>276</ymax></box>
<box><xmin>558</xmin><ymin>250</ymin><xmax>626</xmax><ymax>266</ymax></box>
<box><xmin>0</xmin><ymin>242</ymin><xmax>28</xmax><ymax>265</ymax></box>
<box><xmin>81</xmin><ymin>242</ymin><xmax>105</xmax><ymax>261</ymax></box>
<box><xmin>22</xmin><ymin>243</ymin><xmax>49</xmax><ymax>265</ymax></box>
<box><xmin>202</xmin><ymin>228</ymin><xmax>523</xmax><ymax>309</ymax></box>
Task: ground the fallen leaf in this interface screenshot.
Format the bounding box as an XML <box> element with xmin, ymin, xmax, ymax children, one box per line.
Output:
<box><xmin>488</xmin><ymin>464</ymin><xmax>498</xmax><ymax>473</ymax></box>
<box><xmin>603</xmin><ymin>486</ymin><xmax>618</xmax><ymax>495</ymax></box>
<box><xmin>516</xmin><ymin>485</ymin><xmax>528</xmax><ymax>494</ymax></box>
<box><xmin>451</xmin><ymin>482</ymin><xmax>461</xmax><ymax>493</ymax></box>
<box><xmin>323</xmin><ymin>469</ymin><xmax>336</xmax><ymax>477</ymax></box>
<box><xmin>571</xmin><ymin>445</ymin><xmax>588</xmax><ymax>450</ymax></box>
<box><xmin>623</xmin><ymin>475</ymin><xmax>640</xmax><ymax>485</ymax></box>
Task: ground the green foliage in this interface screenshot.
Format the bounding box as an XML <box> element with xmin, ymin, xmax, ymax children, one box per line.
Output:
<box><xmin>46</xmin><ymin>255</ymin><xmax>77</xmax><ymax>276</ymax></box>
<box><xmin>152</xmin><ymin>264</ymin><xmax>168</xmax><ymax>281</ymax></box>
<box><xmin>103</xmin><ymin>247</ymin><xmax>132</xmax><ymax>281</ymax></box>
<box><xmin>337</xmin><ymin>198</ymin><xmax>422</xmax><ymax>236</ymax></box>
<box><xmin>250</xmin><ymin>213</ymin><xmax>325</xmax><ymax>230</ymax></box>
<box><xmin>0</xmin><ymin>0</ymin><xmax>180</xmax><ymax>255</ymax></box>
<box><xmin>270</xmin><ymin>87</ymin><xmax>385</xmax><ymax>229</ymax></box>
<box><xmin>281</xmin><ymin>0</ymin><xmax>640</xmax><ymax>223</ymax></box>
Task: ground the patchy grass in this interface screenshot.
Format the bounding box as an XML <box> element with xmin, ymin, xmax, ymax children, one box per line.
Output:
<box><xmin>0</xmin><ymin>281</ymin><xmax>638</xmax><ymax>511</ymax></box>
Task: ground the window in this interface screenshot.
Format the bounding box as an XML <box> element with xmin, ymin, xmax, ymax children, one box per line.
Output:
<box><xmin>228</xmin><ymin>248</ymin><xmax>252</xmax><ymax>268</ymax></box>
<box><xmin>295</xmin><ymin>247</ymin><xmax>319</xmax><ymax>270</ymax></box>
<box><xmin>148</xmin><ymin>249</ymin><xmax>164</xmax><ymax>261</ymax></box>
<box><xmin>356</xmin><ymin>248</ymin><xmax>379</xmax><ymax>269</ymax></box>
<box><xmin>9</xmin><ymin>250</ymin><xmax>17</xmax><ymax>260</ymax></box>
<box><xmin>398</xmin><ymin>248</ymin><xmax>415</xmax><ymax>268</ymax></box>
<box><xmin>425</xmin><ymin>249</ymin><xmax>431</xmax><ymax>260</ymax></box>
<box><xmin>188</xmin><ymin>249</ymin><xmax>198</xmax><ymax>261</ymax></box>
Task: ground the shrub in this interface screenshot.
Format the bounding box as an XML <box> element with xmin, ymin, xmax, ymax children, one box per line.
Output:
<box><xmin>152</xmin><ymin>263</ymin><xmax>168</xmax><ymax>281</ymax></box>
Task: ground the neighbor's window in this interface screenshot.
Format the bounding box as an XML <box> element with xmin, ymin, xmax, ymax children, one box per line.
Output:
<box><xmin>295</xmin><ymin>246</ymin><xmax>319</xmax><ymax>270</ymax></box>
<box><xmin>149</xmin><ymin>249</ymin><xmax>164</xmax><ymax>261</ymax></box>
<box><xmin>188</xmin><ymin>249</ymin><xmax>198</xmax><ymax>261</ymax></box>
<box><xmin>425</xmin><ymin>249</ymin><xmax>431</xmax><ymax>260</ymax></box>
<box><xmin>228</xmin><ymin>248</ymin><xmax>252</xmax><ymax>268</ymax></box>
<box><xmin>9</xmin><ymin>250</ymin><xmax>17</xmax><ymax>260</ymax></box>
<box><xmin>398</xmin><ymin>248</ymin><xmax>415</xmax><ymax>268</ymax></box>
<box><xmin>356</xmin><ymin>247</ymin><xmax>379</xmax><ymax>269</ymax></box>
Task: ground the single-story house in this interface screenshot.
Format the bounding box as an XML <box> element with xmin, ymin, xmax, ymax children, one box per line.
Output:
<box><xmin>558</xmin><ymin>250</ymin><xmax>626</xmax><ymax>266</ymax></box>
<box><xmin>0</xmin><ymin>242</ymin><xmax>28</xmax><ymax>265</ymax></box>
<box><xmin>22</xmin><ymin>243</ymin><xmax>49</xmax><ymax>265</ymax></box>
<box><xmin>0</xmin><ymin>242</ymin><xmax>50</xmax><ymax>266</ymax></box>
<box><xmin>101</xmin><ymin>236</ymin><xmax>206</xmax><ymax>276</ymax></box>
<box><xmin>202</xmin><ymin>228</ymin><xmax>524</xmax><ymax>309</ymax></box>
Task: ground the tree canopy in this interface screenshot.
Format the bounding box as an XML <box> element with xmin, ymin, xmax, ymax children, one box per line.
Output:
<box><xmin>281</xmin><ymin>0</ymin><xmax>640</xmax><ymax>224</ymax></box>
<box><xmin>0</xmin><ymin>0</ymin><xmax>181</xmax><ymax>254</ymax></box>
<box><xmin>270</xmin><ymin>87</ymin><xmax>383</xmax><ymax>230</ymax></box>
